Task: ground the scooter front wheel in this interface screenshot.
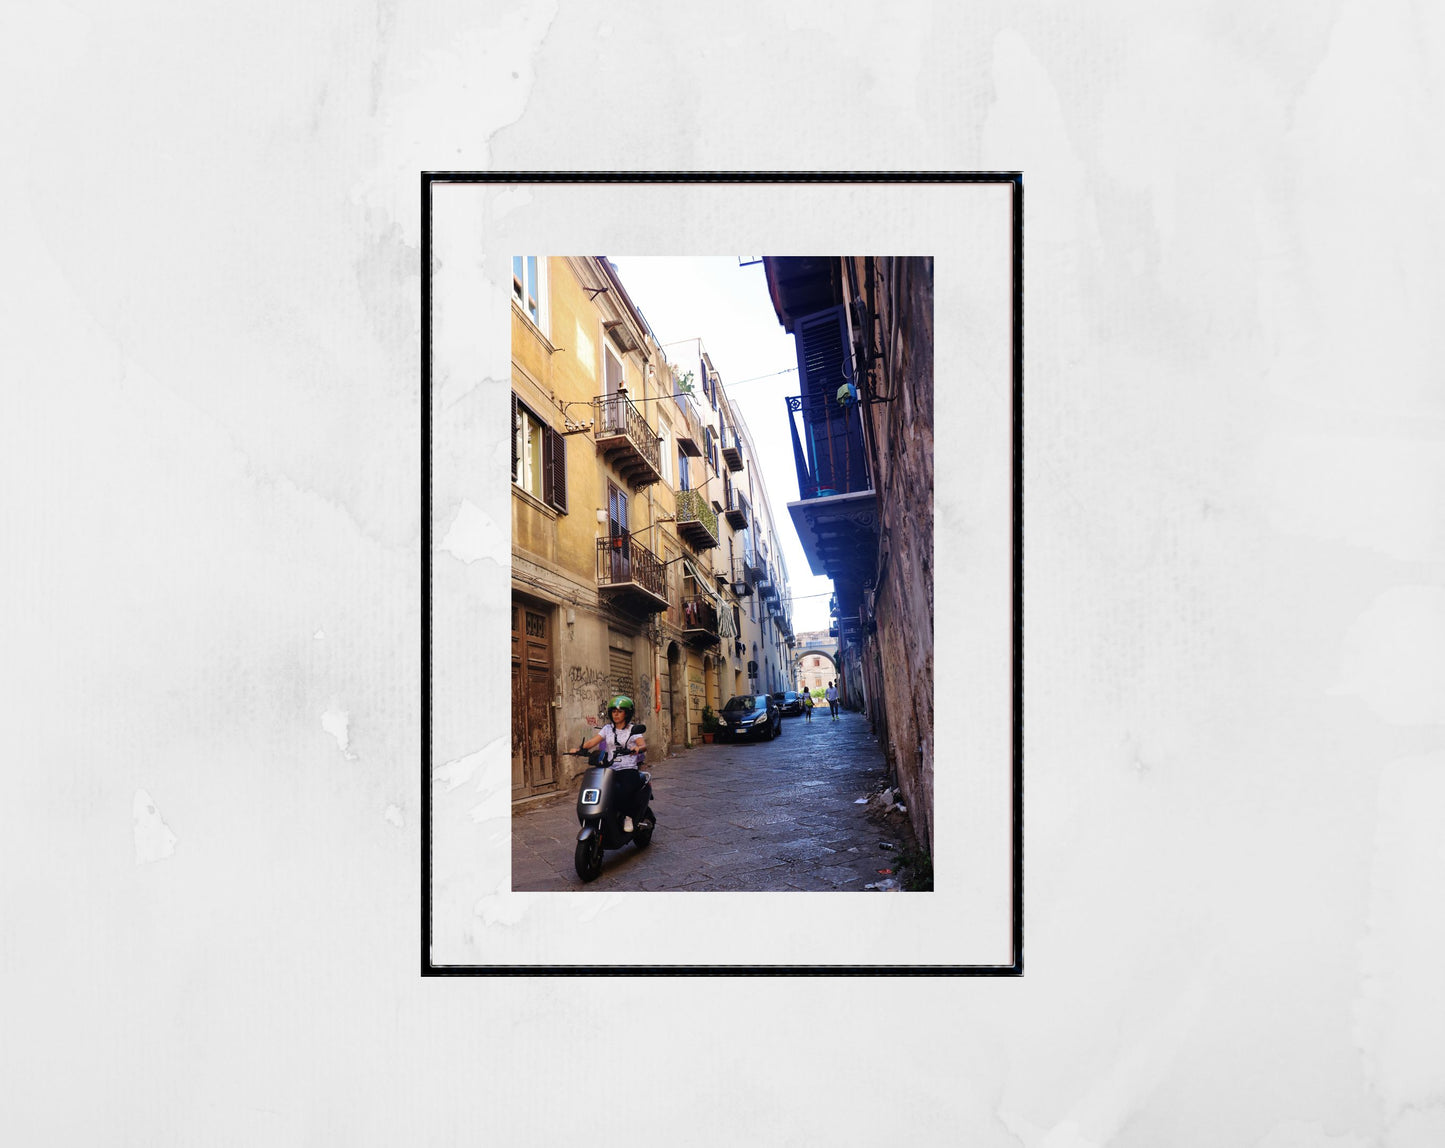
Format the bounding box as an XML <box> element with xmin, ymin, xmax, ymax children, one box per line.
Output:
<box><xmin>575</xmin><ymin>832</ymin><xmax>604</xmax><ymax>883</ymax></box>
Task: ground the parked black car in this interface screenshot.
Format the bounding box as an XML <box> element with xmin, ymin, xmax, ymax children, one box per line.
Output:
<box><xmin>716</xmin><ymin>693</ymin><xmax>783</xmax><ymax>742</ymax></box>
<box><xmin>771</xmin><ymin>690</ymin><xmax>803</xmax><ymax>717</ymax></box>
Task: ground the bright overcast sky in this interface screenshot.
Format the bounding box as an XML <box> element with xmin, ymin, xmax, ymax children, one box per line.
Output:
<box><xmin>608</xmin><ymin>256</ymin><xmax>834</xmax><ymax>635</ymax></box>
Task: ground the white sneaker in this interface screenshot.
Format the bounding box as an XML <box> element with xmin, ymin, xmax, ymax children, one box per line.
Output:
<box><xmin>622</xmin><ymin>816</ymin><xmax>634</xmax><ymax>833</ymax></box>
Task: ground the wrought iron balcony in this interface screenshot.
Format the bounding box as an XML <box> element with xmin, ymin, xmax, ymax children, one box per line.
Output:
<box><xmin>595</xmin><ymin>532</ymin><xmax>668</xmax><ymax>614</ymax></box>
<box><xmin>784</xmin><ymin>391</ymin><xmax>873</xmax><ymax>501</ymax></box>
<box><xmin>729</xmin><ymin>558</ymin><xmax>753</xmax><ymax>596</ymax></box>
<box><xmin>680</xmin><ymin>594</ymin><xmax>720</xmax><ymax>646</ymax></box>
<box><xmin>742</xmin><ymin>550</ymin><xmax>764</xmax><ymax>584</ymax></box>
<box><xmin>721</xmin><ymin>422</ymin><xmax>744</xmax><ymax>472</ymax></box>
<box><xmin>724</xmin><ymin>488</ymin><xmax>749</xmax><ymax>531</ymax></box>
<box><xmin>594</xmin><ymin>391</ymin><xmax>663</xmax><ymax>489</ymax></box>
<box><xmin>784</xmin><ymin>389</ymin><xmax>878</xmax><ymax>582</ymax></box>
<box><xmin>674</xmin><ymin>487</ymin><xmax>719</xmax><ymax>550</ymax></box>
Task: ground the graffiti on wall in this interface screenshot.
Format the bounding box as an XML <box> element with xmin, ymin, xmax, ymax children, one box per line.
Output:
<box><xmin>566</xmin><ymin>665</ymin><xmax>610</xmax><ymax>695</ymax></box>
<box><xmin>562</xmin><ymin>666</ymin><xmax>660</xmax><ymax>719</ymax></box>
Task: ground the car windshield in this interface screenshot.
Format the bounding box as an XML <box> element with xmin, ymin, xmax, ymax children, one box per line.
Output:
<box><xmin>724</xmin><ymin>696</ymin><xmax>765</xmax><ymax>712</ymax></box>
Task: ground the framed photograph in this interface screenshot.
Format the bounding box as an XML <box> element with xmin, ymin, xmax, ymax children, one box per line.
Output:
<box><xmin>424</xmin><ymin>174</ymin><xmax>1020</xmax><ymax>972</ymax></box>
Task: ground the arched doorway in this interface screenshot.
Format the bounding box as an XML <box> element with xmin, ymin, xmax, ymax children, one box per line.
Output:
<box><xmin>793</xmin><ymin>647</ymin><xmax>840</xmax><ymax>700</ymax></box>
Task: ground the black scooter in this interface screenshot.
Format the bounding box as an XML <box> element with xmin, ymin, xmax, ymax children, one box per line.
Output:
<box><xmin>569</xmin><ymin>723</ymin><xmax>657</xmax><ymax>883</ymax></box>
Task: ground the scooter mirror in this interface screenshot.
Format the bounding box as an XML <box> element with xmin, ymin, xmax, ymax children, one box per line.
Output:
<box><xmin>631</xmin><ymin>723</ymin><xmax>647</xmax><ymax>735</ymax></box>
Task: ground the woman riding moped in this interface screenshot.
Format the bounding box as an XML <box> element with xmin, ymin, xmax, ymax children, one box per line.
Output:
<box><xmin>581</xmin><ymin>695</ymin><xmax>649</xmax><ymax>832</ymax></box>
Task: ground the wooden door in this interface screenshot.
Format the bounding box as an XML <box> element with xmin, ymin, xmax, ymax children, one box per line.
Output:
<box><xmin>511</xmin><ymin>602</ymin><xmax>557</xmax><ymax>799</ymax></box>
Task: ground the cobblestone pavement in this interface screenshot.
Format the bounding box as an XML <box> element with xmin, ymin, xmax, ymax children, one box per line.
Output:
<box><xmin>511</xmin><ymin>709</ymin><xmax>902</xmax><ymax>891</ymax></box>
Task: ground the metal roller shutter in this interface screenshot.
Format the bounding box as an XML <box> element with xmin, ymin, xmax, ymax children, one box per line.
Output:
<box><xmin>608</xmin><ymin>647</ymin><xmax>634</xmax><ymax>705</ymax></box>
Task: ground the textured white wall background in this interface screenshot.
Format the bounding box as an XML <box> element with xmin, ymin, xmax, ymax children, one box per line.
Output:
<box><xmin>2</xmin><ymin>0</ymin><xmax>1442</xmax><ymax>1143</ymax></box>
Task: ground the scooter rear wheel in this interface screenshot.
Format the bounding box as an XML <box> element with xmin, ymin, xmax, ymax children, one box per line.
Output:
<box><xmin>632</xmin><ymin>812</ymin><xmax>655</xmax><ymax>850</ymax></box>
<box><xmin>575</xmin><ymin>834</ymin><xmax>603</xmax><ymax>883</ymax></box>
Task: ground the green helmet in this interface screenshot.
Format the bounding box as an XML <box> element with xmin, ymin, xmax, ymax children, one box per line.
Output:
<box><xmin>607</xmin><ymin>695</ymin><xmax>634</xmax><ymax>717</ymax></box>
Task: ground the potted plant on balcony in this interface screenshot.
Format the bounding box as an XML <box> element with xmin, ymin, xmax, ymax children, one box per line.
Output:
<box><xmin>700</xmin><ymin>705</ymin><xmax>720</xmax><ymax>744</ymax></box>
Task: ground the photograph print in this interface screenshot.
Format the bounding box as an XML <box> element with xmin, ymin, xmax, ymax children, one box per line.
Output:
<box><xmin>506</xmin><ymin>255</ymin><xmax>936</xmax><ymax>894</ymax></box>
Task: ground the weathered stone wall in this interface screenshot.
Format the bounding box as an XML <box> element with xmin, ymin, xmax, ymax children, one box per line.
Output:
<box><xmin>858</xmin><ymin>256</ymin><xmax>935</xmax><ymax>853</ymax></box>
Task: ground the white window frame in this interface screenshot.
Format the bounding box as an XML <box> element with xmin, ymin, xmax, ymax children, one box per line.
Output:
<box><xmin>512</xmin><ymin>256</ymin><xmax>548</xmax><ymax>333</ymax></box>
<box><xmin>514</xmin><ymin>403</ymin><xmax>546</xmax><ymax>500</ymax></box>
<box><xmin>659</xmin><ymin>421</ymin><xmax>672</xmax><ymax>484</ymax></box>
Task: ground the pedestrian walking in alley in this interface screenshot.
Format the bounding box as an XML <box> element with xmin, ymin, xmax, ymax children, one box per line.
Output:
<box><xmin>826</xmin><ymin>681</ymin><xmax>839</xmax><ymax>720</ymax></box>
<box><xmin>801</xmin><ymin>690</ymin><xmax>814</xmax><ymax>722</ymax></box>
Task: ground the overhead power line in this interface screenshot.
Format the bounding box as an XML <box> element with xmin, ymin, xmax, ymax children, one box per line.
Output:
<box><xmin>560</xmin><ymin>368</ymin><xmax>797</xmax><ymax>412</ymax></box>
<box><xmin>725</xmin><ymin>367</ymin><xmax>798</xmax><ymax>387</ymax></box>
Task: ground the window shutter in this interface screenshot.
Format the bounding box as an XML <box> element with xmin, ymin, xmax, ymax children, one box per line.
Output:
<box><xmin>794</xmin><ymin>305</ymin><xmax>864</xmax><ymax>494</ymax></box>
<box><xmin>511</xmin><ymin>392</ymin><xmax>519</xmax><ymax>482</ymax></box>
<box><xmin>542</xmin><ymin>422</ymin><xmax>554</xmax><ymax>506</ymax></box>
<box><xmin>546</xmin><ymin>426</ymin><xmax>568</xmax><ymax>513</ymax></box>
<box><xmin>794</xmin><ymin>305</ymin><xmax>852</xmax><ymax>403</ymax></box>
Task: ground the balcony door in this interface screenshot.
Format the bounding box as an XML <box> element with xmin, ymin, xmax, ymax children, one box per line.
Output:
<box><xmin>602</xmin><ymin>343</ymin><xmax>626</xmax><ymax>434</ymax></box>
<box><xmin>796</xmin><ymin>304</ymin><xmax>870</xmax><ymax>496</ymax></box>
<box><xmin>607</xmin><ymin>481</ymin><xmax>631</xmax><ymax>583</ymax></box>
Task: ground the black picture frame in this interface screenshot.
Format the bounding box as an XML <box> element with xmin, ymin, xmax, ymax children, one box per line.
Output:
<box><xmin>421</xmin><ymin>172</ymin><xmax>1023</xmax><ymax>976</ymax></box>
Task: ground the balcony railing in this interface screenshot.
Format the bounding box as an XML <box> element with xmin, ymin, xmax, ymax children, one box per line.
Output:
<box><xmin>784</xmin><ymin>391</ymin><xmax>872</xmax><ymax>500</ymax></box>
<box><xmin>595</xmin><ymin>532</ymin><xmax>667</xmax><ymax>614</ymax></box>
<box><xmin>729</xmin><ymin>558</ymin><xmax>753</xmax><ymax>596</ymax></box>
<box><xmin>675</xmin><ymin>487</ymin><xmax>719</xmax><ymax>550</ymax></box>
<box><xmin>680</xmin><ymin>594</ymin><xmax>720</xmax><ymax>645</ymax></box>
<box><xmin>724</xmin><ymin>487</ymin><xmax>749</xmax><ymax>531</ymax></box>
<box><xmin>594</xmin><ymin>391</ymin><xmax>663</xmax><ymax>489</ymax></box>
<box><xmin>721</xmin><ymin>423</ymin><xmax>744</xmax><ymax>472</ymax></box>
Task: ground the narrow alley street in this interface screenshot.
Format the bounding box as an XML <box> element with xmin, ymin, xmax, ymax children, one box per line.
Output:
<box><xmin>511</xmin><ymin>709</ymin><xmax>912</xmax><ymax>892</ymax></box>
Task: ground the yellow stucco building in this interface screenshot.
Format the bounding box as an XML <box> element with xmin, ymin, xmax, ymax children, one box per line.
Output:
<box><xmin>511</xmin><ymin>257</ymin><xmax>793</xmax><ymax>803</ymax></box>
